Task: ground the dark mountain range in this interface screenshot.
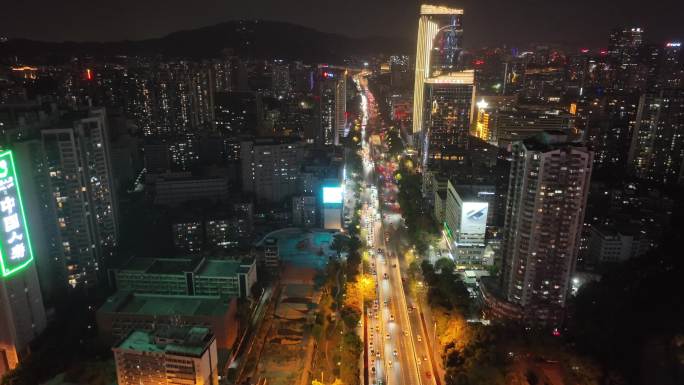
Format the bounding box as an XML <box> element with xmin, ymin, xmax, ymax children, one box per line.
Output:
<box><xmin>0</xmin><ymin>19</ymin><xmax>412</xmax><ymax>64</ymax></box>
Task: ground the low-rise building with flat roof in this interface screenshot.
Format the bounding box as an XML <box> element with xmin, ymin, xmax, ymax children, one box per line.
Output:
<box><xmin>113</xmin><ymin>326</ymin><xmax>219</xmax><ymax>385</ymax></box>
<box><xmin>97</xmin><ymin>292</ymin><xmax>238</xmax><ymax>350</ymax></box>
<box><xmin>110</xmin><ymin>257</ymin><xmax>256</xmax><ymax>299</ymax></box>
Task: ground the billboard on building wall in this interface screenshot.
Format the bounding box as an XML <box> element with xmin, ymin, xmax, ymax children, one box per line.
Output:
<box><xmin>460</xmin><ymin>201</ymin><xmax>488</xmax><ymax>235</ymax></box>
<box><xmin>0</xmin><ymin>150</ymin><xmax>34</xmax><ymax>278</ymax></box>
<box><xmin>322</xmin><ymin>186</ymin><xmax>343</xmax><ymax>204</ymax></box>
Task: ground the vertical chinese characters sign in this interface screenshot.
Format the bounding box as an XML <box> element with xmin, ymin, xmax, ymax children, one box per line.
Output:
<box><xmin>0</xmin><ymin>150</ymin><xmax>34</xmax><ymax>278</ymax></box>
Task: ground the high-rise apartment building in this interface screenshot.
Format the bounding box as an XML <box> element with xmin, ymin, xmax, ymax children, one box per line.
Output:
<box><xmin>501</xmin><ymin>132</ymin><xmax>593</xmax><ymax>325</ymax></box>
<box><xmin>628</xmin><ymin>88</ymin><xmax>684</xmax><ymax>185</ymax></box>
<box><xmin>240</xmin><ymin>138</ymin><xmax>305</xmax><ymax>203</ymax></box>
<box><xmin>113</xmin><ymin>327</ymin><xmax>219</xmax><ymax>385</ymax></box>
<box><xmin>42</xmin><ymin>108</ymin><xmax>118</xmax><ymax>287</ymax></box>
<box><xmin>272</xmin><ymin>61</ymin><xmax>292</xmax><ymax>98</ymax></box>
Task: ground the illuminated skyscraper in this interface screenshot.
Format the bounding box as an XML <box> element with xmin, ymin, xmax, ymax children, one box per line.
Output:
<box><xmin>412</xmin><ymin>5</ymin><xmax>474</xmax><ymax>167</ymax></box>
<box><xmin>413</xmin><ymin>5</ymin><xmax>466</xmax><ymax>134</ymax></box>
<box><xmin>318</xmin><ymin>67</ymin><xmax>347</xmax><ymax>145</ymax></box>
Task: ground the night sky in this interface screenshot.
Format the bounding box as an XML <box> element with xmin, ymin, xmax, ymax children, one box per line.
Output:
<box><xmin>3</xmin><ymin>0</ymin><xmax>683</xmax><ymax>48</ymax></box>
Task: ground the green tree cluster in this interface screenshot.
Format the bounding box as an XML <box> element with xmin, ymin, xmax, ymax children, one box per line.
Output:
<box><xmin>396</xmin><ymin>163</ymin><xmax>439</xmax><ymax>254</ymax></box>
<box><xmin>421</xmin><ymin>259</ymin><xmax>471</xmax><ymax>312</ymax></box>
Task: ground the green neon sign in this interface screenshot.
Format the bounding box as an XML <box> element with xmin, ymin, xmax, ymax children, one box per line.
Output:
<box><xmin>443</xmin><ymin>221</ymin><xmax>454</xmax><ymax>240</ymax></box>
<box><xmin>0</xmin><ymin>150</ymin><xmax>35</xmax><ymax>278</ymax></box>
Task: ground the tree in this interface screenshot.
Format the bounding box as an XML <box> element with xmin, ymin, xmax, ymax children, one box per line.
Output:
<box><xmin>331</xmin><ymin>233</ymin><xmax>350</xmax><ymax>257</ymax></box>
<box><xmin>435</xmin><ymin>257</ymin><xmax>456</xmax><ymax>274</ymax></box>
<box><xmin>421</xmin><ymin>260</ymin><xmax>437</xmax><ymax>286</ymax></box>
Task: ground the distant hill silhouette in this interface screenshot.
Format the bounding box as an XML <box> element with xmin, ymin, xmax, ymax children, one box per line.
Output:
<box><xmin>0</xmin><ymin>20</ymin><xmax>412</xmax><ymax>64</ymax></box>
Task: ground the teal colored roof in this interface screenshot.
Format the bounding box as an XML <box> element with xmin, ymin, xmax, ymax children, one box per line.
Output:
<box><xmin>197</xmin><ymin>258</ymin><xmax>253</xmax><ymax>277</ymax></box>
<box><xmin>99</xmin><ymin>291</ymin><xmax>231</xmax><ymax>317</ymax></box>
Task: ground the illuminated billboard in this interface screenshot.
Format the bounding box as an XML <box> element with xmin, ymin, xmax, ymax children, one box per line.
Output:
<box><xmin>322</xmin><ymin>186</ymin><xmax>343</xmax><ymax>204</ymax></box>
<box><xmin>0</xmin><ymin>150</ymin><xmax>34</xmax><ymax>278</ymax></box>
<box><xmin>460</xmin><ymin>202</ymin><xmax>488</xmax><ymax>236</ymax></box>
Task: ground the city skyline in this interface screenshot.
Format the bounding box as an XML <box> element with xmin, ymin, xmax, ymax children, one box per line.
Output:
<box><xmin>0</xmin><ymin>2</ymin><xmax>682</xmax><ymax>385</ymax></box>
<box><xmin>1</xmin><ymin>0</ymin><xmax>684</xmax><ymax>48</ymax></box>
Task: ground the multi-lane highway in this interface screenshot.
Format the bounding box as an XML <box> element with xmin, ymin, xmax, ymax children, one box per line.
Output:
<box><xmin>355</xmin><ymin>73</ymin><xmax>441</xmax><ymax>385</ymax></box>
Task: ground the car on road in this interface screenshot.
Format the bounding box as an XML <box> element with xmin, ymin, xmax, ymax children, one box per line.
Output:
<box><xmin>393</xmin><ymin>349</ymin><xmax>398</xmax><ymax>357</ymax></box>
<box><xmin>387</xmin><ymin>360</ymin><xmax>393</xmax><ymax>368</ymax></box>
<box><xmin>383</xmin><ymin>273</ymin><xmax>388</xmax><ymax>280</ymax></box>
<box><xmin>385</xmin><ymin>333</ymin><xmax>390</xmax><ymax>339</ymax></box>
<box><xmin>404</xmin><ymin>330</ymin><xmax>409</xmax><ymax>336</ymax></box>
<box><xmin>390</xmin><ymin>314</ymin><xmax>395</xmax><ymax>322</ymax></box>
<box><xmin>417</xmin><ymin>335</ymin><xmax>422</xmax><ymax>342</ymax></box>
<box><xmin>423</xmin><ymin>355</ymin><xmax>428</xmax><ymax>361</ymax></box>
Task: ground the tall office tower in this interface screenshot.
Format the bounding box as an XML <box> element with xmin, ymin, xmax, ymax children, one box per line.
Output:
<box><xmin>502</xmin><ymin>132</ymin><xmax>593</xmax><ymax>325</ymax></box>
<box><xmin>607</xmin><ymin>26</ymin><xmax>645</xmax><ymax>91</ymax></box>
<box><xmin>318</xmin><ymin>68</ymin><xmax>347</xmax><ymax>146</ymax></box>
<box><xmin>0</xmin><ymin>149</ymin><xmax>47</xmax><ymax>378</ymax></box>
<box><xmin>421</xmin><ymin>72</ymin><xmax>475</xmax><ymax>169</ymax></box>
<box><xmin>660</xmin><ymin>42</ymin><xmax>683</xmax><ymax>88</ymax></box>
<box><xmin>412</xmin><ymin>5</ymin><xmax>474</xmax><ymax>162</ymax></box>
<box><xmin>240</xmin><ymin>137</ymin><xmax>305</xmax><ymax>203</ymax></box>
<box><xmin>42</xmin><ymin>108</ymin><xmax>118</xmax><ymax>287</ymax></box>
<box><xmin>413</xmin><ymin>5</ymin><xmax>465</xmax><ymax>136</ymax></box>
<box><xmin>113</xmin><ymin>327</ymin><xmax>218</xmax><ymax>385</ymax></box>
<box><xmin>628</xmin><ymin>88</ymin><xmax>684</xmax><ymax>185</ymax></box>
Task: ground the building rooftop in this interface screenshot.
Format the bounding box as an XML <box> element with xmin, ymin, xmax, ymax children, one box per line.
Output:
<box><xmin>521</xmin><ymin>131</ymin><xmax>586</xmax><ymax>152</ymax></box>
<box><xmin>99</xmin><ymin>291</ymin><xmax>232</xmax><ymax>317</ymax></box>
<box><xmin>147</xmin><ymin>258</ymin><xmax>199</xmax><ymax>274</ymax></box>
<box><xmin>116</xmin><ymin>256</ymin><xmax>253</xmax><ymax>277</ymax></box>
<box><xmin>116</xmin><ymin>257</ymin><xmax>201</xmax><ymax>274</ymax></box>
<box><xmin>196</xmin><ymin>258</ymin><xmax>254</xmax><ymax>277</ymax></box>
<box><xmin>116</xmin><ymin>326</ymin><xmax>214</xmax><ymax>357</ymax></box>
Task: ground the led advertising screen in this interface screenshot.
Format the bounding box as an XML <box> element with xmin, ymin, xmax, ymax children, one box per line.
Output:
<box><xmin>322</xmin><ymin>186</ymin><xmax>343</xmax><ymax>204</ymax></box>
<box><xmin>460</xmin><ymin>201</ymin><xmax>488</xmax><ymax>236</ymax></box>
<box><xmin>0</xmin><ymin>150</ymin><xmax>34</xmax><ymax>278</ymax></box>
